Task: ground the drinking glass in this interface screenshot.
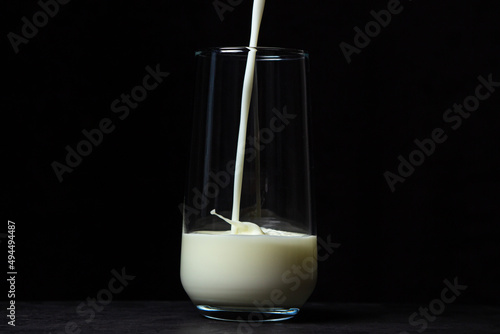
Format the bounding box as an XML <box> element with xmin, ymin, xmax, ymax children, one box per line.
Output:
<box><xmin>180</xmin><ymin>47</ymin><xmax>316</xmax><ymax>322</ymax></box>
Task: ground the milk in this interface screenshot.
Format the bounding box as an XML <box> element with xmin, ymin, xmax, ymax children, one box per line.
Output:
<box><xmin>180</xmin><ymin>231</ymin><xmax>317</xmax><ymax>308</ymax></box>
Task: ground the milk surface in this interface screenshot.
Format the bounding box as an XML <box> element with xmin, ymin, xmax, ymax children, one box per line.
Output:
<box><xmin>180</xmin><ymin>231</ymin><xmax>317</xmax><ymax>308</ymax></box>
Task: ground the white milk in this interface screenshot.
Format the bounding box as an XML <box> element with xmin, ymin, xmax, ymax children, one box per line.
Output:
<box><xmin>180</xmin><ymin>231</ymin><xmax>317</xmax><ymax>308</ymax></box>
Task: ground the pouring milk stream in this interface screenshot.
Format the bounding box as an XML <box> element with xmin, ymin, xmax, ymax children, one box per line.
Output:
<box><xmin>211</xmin><ymin>0</ymin><xmax>266</xmax><ymax>234</ymax></box>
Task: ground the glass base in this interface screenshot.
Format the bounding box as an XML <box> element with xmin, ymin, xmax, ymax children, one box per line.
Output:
<box><xmin>196</xmin><ymin>305</ymin><xmax>300</xmax><ymax>322</ymax></box>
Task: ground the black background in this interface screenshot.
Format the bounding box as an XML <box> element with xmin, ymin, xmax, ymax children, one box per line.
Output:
<box><xmin>3</xmin><ymin>0</ymin><xmax>500</xmax><ymax>305</ymax></box>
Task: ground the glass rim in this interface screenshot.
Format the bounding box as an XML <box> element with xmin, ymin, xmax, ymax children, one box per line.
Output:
<box><xmin>195</xmin><ymin>46</ymin><xmax>309</xmax><ymax>59</ymax></box>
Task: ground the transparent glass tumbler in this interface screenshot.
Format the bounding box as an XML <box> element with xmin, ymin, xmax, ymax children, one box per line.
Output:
<box><xmin>180</xmin><ymin>47</ymin><xmax>316</xmax><ymax>322</ymax></box>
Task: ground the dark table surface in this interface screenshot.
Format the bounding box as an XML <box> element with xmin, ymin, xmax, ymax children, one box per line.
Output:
<box><xmin>3</xmin><ymin>301</ymin><xmax>499</xmax><ymax>333</ymax></box>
